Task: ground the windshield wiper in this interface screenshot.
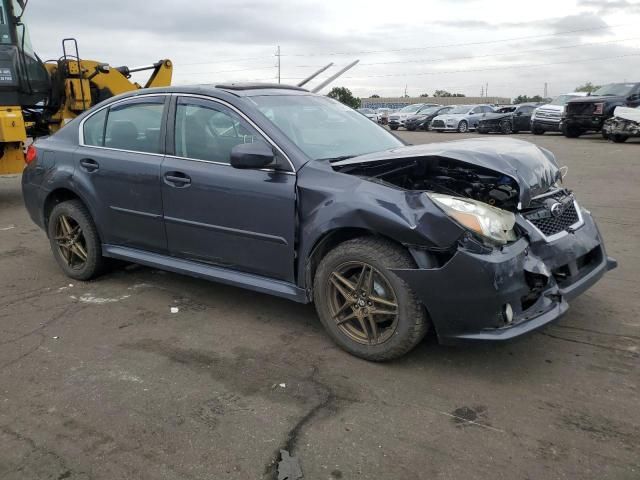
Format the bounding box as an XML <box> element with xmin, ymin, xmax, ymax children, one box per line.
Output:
<box><xmin>319</xmin><ymin>155</ymin><xmax>357</xmax><ymax>162</ymax></box>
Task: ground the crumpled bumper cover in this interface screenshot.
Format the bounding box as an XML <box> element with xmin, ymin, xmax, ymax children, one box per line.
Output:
<box><xmin>391</xmin><ymin>208</ymin><xmax>616</xmax><ymax>344</ymax></box>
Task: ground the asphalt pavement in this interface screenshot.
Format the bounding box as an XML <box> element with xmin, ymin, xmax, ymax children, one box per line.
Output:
<box><xmin>0</xmin><ymin>130</ymin><xmax>638</xmax><ymax>479</ymax></box>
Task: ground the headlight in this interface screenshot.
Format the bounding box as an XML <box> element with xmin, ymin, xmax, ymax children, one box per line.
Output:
<box><xmin>427</xmin><ymin>193</ymin><xmax>517</xmax><ymax>245</ymax></box>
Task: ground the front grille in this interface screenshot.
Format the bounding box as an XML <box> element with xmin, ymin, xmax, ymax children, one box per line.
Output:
<box><xmin>566</xmin><ymin>103</ymin><xmax>595</xmax><ymax>115</ymax></box>
<box><xmin>535</xmin><ymin>110</ymin><xmax>561</xmax><ymax>120</ymax></box>
<box><xmin>432</xmin><ymin>120</ymin><xmax>445</xmax><ymax>128</ymax></box>
<box><xmin>524</xmin><ymin>190</ymin><xmax>582</xmax><ymax>239</ymax></box>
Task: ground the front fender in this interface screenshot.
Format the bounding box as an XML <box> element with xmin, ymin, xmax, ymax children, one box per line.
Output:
<box><xmin>295</xmin><ymin>161</ymin><xmax>464</xmax><ymax>289</ymax></box>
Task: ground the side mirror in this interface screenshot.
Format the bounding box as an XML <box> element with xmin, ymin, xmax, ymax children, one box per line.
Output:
<box><xmin>230</xmin><ymin>141</ymin><xmax>275</xmax><ymax>169</ymax></box>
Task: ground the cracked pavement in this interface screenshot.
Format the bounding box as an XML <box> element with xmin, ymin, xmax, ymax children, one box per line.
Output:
<box><xmin>1</xmin><ymin>132</ymin><xmax>639</xmax><ymax>479</ymax></box>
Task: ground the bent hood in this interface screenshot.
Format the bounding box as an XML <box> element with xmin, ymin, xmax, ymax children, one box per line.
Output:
<box><xmin>333</xmin><ymin>138</ymin><xmax>561</xmax><ymax>208</ymax></box>
<box><xmin>480</xmin><ymin>112</ymin><xmax>513</xmax><ymax>121</ymax></box>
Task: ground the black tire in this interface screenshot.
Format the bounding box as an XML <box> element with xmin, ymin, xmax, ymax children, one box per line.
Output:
<box><xmin>390</xmin><ymin>126</ymin><xmax>398</xmax><ymax>131</ymax></box>
<box><xmin>47</xmin><ymin>200</ymin><xmax>105</xmax><ymax>281</ymax></box>
<box><xmin>407</xmin><ymin>126</ymin><xmax>416</xmax><ymax>131</ymax></box>
<box><xmin>532</xmin><ymin>126</ymin><xmax>545</xmax><ymax>135</ymax></box>
<box><xmin>457</xmin><ymin>120</ymin><xmax>469</xmax><ymax>133</ymax></box>
<box><xmin>611</xmin><ymin>134</ymin><xmax>629</xmax><ymax>143</ymax></box>
<box><xmin>563</xmin><ymin>124</ymin><xmax>583</xmax><ymax>138</ymax></box>
<box><xmin>500</xmin><ymin>120</ymin><xmax>513</xmax><ymax>134</ymax></box>
<box><xmin>313</xmin><ymin>237</ymin><xmax>429</xmax><ymax>361</ymax></box>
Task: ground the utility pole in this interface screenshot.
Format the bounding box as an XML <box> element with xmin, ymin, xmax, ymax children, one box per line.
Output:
<box><xmin>485</xmin><ymin>82</ymin><xmax>488</xmax><ymax>98</ymax></box>
<box><xmin>544</xmin><ymin>82</ymin><xmax>548</xmax><ymax>98</ymax></box>
<box><xmin>404</xmin><ymin>85</ymin><xmax>408</xmax><ymax>97</ymax></box>
<box><xmin>276</xmin><ymin>45</ymin><xmax>281</xmax><ymax>84</ymax></box>
<box><xmin>480</xmin><ymin>85</ymin><xmax>484</xmax><ymax>97</ymax></box>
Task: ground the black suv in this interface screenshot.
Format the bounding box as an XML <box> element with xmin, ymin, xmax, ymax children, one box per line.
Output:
<box><xmin>21</xmin><ymin>84</ymin><xmax>616</xmax><ymax>360</ymax></box>
<box><xmin>563</xmin><ymin>82</ymin><xmax>640</xmax><ymax>138</ymax></box>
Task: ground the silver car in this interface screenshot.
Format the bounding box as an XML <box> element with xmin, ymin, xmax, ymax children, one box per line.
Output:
<box><xmin>430</xmin><ymin>104</ymin><xmax>495</xmax><ymax>132</ymax></box>
<box><xmin>357</xmin><ymin>108</ymin><xmax>379</xmax><ymax>122</ymax></box>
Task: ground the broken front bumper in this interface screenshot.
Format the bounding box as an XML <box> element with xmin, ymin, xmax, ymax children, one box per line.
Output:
<box><xmin>392</xmin><ymin>208</ymin><xmax>616</xmax><ymax>344</ymax></box>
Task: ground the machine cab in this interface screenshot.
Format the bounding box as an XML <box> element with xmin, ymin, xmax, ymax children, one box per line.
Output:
<box><xmin>0</xmin><ymin>0</ymin><xmax>49</xmax><ymax>107</ymax></box>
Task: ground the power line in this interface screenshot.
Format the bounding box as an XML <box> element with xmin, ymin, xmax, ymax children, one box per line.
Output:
<box><xmin>347</xmin><ymin>52</ymin><xmax>640</xmax><ymax>78</ymax></box>
<box><xmin>356</xmin><ymin>37</ymin><xmax>640</xmax><ymax>66</ymax></box>
<box><xmin>279</xmin><ymin>52</ymin><xmax>640</xmax><ymax>80</ymax></box>
<box><xmin>281</xmin><ymin>23</ymin><xmax>630</xmax><ymax>57</ymax></box>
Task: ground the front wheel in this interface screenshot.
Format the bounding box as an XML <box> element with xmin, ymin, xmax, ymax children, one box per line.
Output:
<box><xmin>457</xmin><ymin>120</ymin><xmax>469</xmax><ymax>133</ymax></box>
<box><xmin>314</xmin><ymin>237</ymin><xmax>429</xmax><ymax>361</ymax></box>
<box><xmin>563</xmin><ymin>124</ymin><xmax>583</xmax><ymax>138</ymax></box>
<box><xmin>390</xmin><ymin>126</ymin><xmax>398</xmax><ymax>130</ymax></box>
<box><xmin>611</xmin><ymin>134</ymin><xmax>629</xmax><ymax>143</ymax></box>
<box><xmin>532</xmin><ymin>126</ymin><xmax>545</xmax><ymax>135</ymax></box>
<box><xmin>500</xmin><ymin>120</ymin><xmax>513</xmax><ymax>134</ymax></box>
<box><xmin>47</xmin><ymin>200</ymin><xmax>105</xmax><ymax>281</ymax></box>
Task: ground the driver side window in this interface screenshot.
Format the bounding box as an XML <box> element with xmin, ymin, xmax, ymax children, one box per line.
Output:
<box><xmin>174</xmin><ymin>98</ymin><xmax>259</xmax><ymax>164</ymax></box>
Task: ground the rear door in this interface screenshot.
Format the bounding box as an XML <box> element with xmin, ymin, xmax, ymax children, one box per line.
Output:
<box><xmin>75</xmin><ymin>95</ymin><xmax>168</xmax><ymax>252</ymax></box>
<box><xmin>160</xmin><ymin>95</ymin><xmax>297</xmax><ymax>282</ymax></box>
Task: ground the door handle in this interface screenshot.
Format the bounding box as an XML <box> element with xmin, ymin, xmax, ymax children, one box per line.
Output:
<box><xmin>164</xmin><ymin>171</ymin><xmax>191</xmax><ymax>187</ymax></box>
<box><xmin>79</xmin><ymin>158</ymin><xmax>99</xmax><ymax>172</ymax></box>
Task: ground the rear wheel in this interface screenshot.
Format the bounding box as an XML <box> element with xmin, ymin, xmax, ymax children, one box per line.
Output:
<box><xmin>390</xmin><ymin>126</ymin><xmax>398</xmax><ymax>131</ymax></box>
<box><xmin>47</xmin><ymin>200</ymin><xmax>104</xmax><ymax>281</ymax></box>
<box><xmin>314</xmin><ymin>237</ymin><xmax>428</xmax><ymax>361</ymax></box>
<box><xmin>457</xmin><ymin>120</ymin><xmax>469</xmax><ymax>133</ymax></box>
<box><xmin>532</xmin><ymin>125</ymin><xmax>545</xmax><ymax>135</ymax></box>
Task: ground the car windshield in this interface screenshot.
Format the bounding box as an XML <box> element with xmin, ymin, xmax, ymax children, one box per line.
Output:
<box><xmin>447</xmin><ymin>105</ymin><xmax>471</xmax><ymax>114</ymax></box>
<box><xmin>550</xmin><ymin>94</ymin><xmax>579</xmax><ymax>105</ymax></box>
<box><xmin>418</xmin><ymin>106</ymin><xmax>440</xmax><ymax>115</ymax></box>
<box><xmin>399</xmin><ymin>104</ymin><xmax>423</xmax><ymax>113</ymax></box>
<box><xmin>249</xmin><ymin>95</ymin><xmax>403</xmax><ymax>160</ymax></box>
<box><xmin>497</xmin><ymin>107</ymin><xmax>516</xmax><ymax>113</ymax></box>
<box><xmin>592</xmin><ymin>84</ymin><xmax>636</xmax><ymax>96</ymax></box>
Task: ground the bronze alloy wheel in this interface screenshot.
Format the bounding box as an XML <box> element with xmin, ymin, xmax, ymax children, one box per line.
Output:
<box><xmin>327</xmin><ymin>261</ymin><xmax>399</xmax><ymax>345</ymax></box>
<box><xmin>54</xmin><ymin>214</ymin><xmax>88</xmax><ymax>269</ymax></box>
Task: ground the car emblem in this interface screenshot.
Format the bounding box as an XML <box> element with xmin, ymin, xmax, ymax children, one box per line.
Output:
<box><xmin>550</xmin><ymin>202</ymin><xmax>564</xmax><ymax>218</ymax></box>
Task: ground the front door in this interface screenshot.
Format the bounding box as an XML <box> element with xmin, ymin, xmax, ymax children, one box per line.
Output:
<box><xmin>74</xmin><ymin>95</ymin><xmax>168</xmax><ymax>252</ymax></box>
<box><xmin>160</xmin><ymin>96</ymin><xmax>297</xmax><ymax>282</ymax></box>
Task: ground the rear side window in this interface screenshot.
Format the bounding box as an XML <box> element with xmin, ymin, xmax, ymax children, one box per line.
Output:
<box><xmin>104</xmin><ymin>98</ymin><xmax>165</xmax><ymax>153</ymax></box>
<box><xmin>83</xmin><ymin>108</ymin><xmax>107</xmax><ymax>146</ymax></box>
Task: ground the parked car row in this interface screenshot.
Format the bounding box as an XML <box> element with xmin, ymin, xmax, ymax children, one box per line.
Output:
<box><xmin>377</xmin><ymin>82</ymin><xmax>640</xmax><ymax>143</ymax></box>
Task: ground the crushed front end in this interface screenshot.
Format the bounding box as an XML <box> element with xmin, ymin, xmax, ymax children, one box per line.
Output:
<box><xmin>393</xmin><ymin>187</ymin><xmax>616</xmax><ymax>343</ymax></box>
<box><xmin>331</xmin><ymin>139</ymin><xmax>617</xmax><ymax>344</ymax></box>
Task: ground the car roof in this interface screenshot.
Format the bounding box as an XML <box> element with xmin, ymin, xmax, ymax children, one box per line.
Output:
<box><xmin>108</xmin><ymin>83</ymin><xmax>313</xmax><ymax>101</ymax></box>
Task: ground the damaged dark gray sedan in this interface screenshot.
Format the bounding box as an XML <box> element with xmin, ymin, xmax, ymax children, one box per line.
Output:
<box><xmin>22</xmin><ymin>84</ymin><xmax>617</xmax><ymax>361</ymax></box>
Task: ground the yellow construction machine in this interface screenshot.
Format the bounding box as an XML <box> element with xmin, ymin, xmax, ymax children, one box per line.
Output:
<box><xmin>0</xmin><ymin>0</ymin><xmax>173</xmax><ymax>174</ymax></box>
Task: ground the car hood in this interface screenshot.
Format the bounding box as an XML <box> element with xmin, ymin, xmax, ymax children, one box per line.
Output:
<box><xmin>434</xmin><ymin>114</ymin><xmax>467</xmax><ymax>122</ymax></box>
<box><xmin>567</xmin><ymin>95</ymin><xmax>626</xmax><ymax>104</ymax></box>
<box><xmin>332</xmin><ymin>138</ymin><xmax>561</xmax><ymax>208</ymax></box>
<box><xmin>480</xmin><ymin>112</ymin><xmax>513</xmax><ymax>121</ymax></box>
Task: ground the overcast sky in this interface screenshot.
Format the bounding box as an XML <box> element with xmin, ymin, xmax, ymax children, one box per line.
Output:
<box><xmin>23</xmin><ymin>0</ymin><xmax>640</xmax><ymax>99</ymax></box>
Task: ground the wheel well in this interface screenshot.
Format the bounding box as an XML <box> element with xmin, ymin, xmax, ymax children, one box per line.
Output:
<box><xmin>43</xmin><ymin>188</ymin><xmax>83</xmax><ymax>229</ymax></box>
<box><xmin>305</xmin><ymin>228</ymin><xmax>411</xmax><ymax>290</ymax></box>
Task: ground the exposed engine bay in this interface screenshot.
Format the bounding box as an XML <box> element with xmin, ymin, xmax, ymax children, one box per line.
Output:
<box><xmin>333</xmin><ymin>156</ymin><xmax>521</xmax><ymax>211</ymax></box>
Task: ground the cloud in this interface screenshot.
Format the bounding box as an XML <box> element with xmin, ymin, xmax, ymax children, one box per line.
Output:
<box><xmin>19</xmin><ymin>0</ymin><xmax>640</xmax><ymax>98</ymax></box>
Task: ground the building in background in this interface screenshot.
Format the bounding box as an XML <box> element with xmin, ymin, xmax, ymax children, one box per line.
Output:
<box><xmin>361</xmin><ymin>96</ymin><xmax>511</xmax><ymax>109</ymax></box>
